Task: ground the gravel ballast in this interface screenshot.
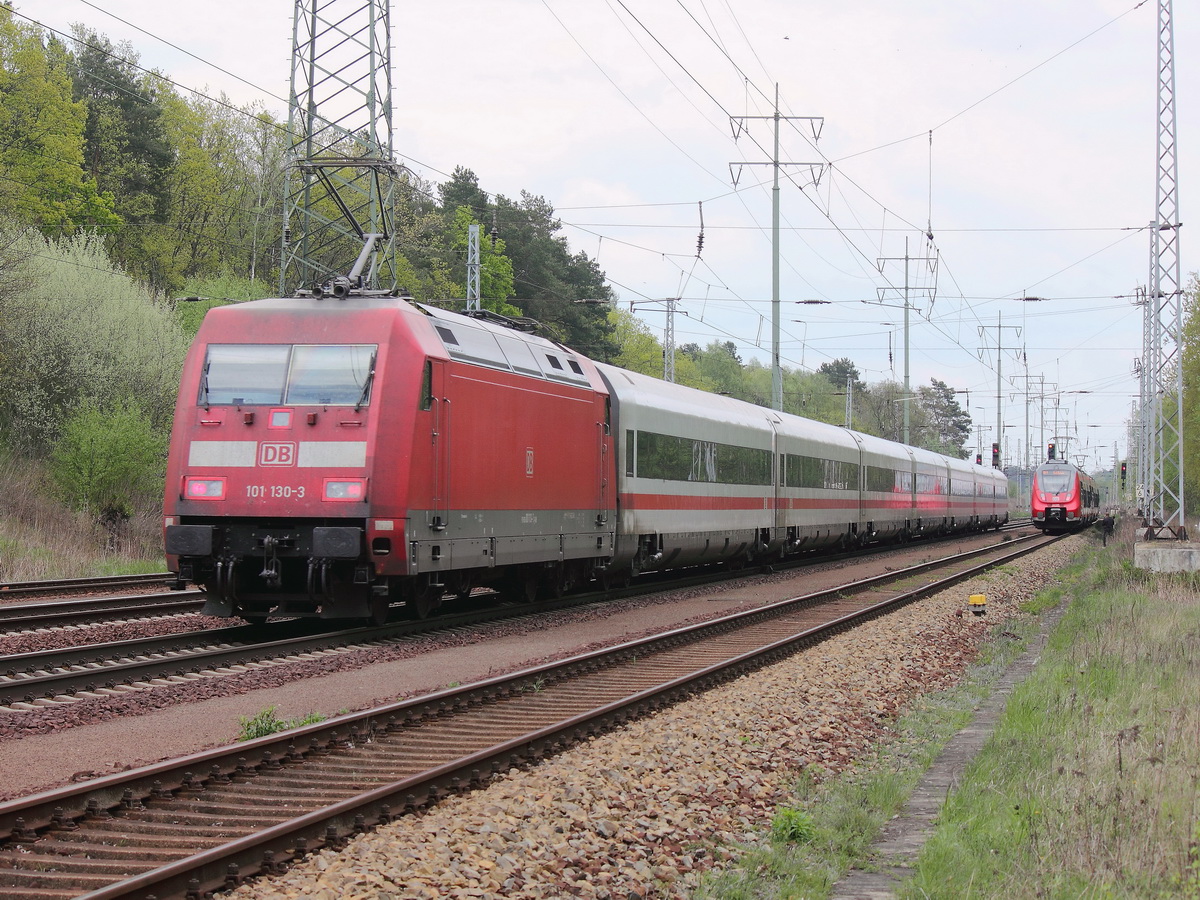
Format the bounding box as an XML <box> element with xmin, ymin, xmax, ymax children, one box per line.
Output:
<box><xmin>220</xmin><ymin>536</ymin><xmax>1081</xmax><ymax>900</ymax></box>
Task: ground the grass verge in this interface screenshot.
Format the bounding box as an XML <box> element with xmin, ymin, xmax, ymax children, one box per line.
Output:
<box><xmin>902</xmin><ymin>537</ymin><xmax>1200</xmax><ymax>899</ymax></box>
<box><xmin>0</xmin><ymin>453</ymin><xmax>164</xmax><ymax>581</ymax></box>
<box><xmin>693</xmin><ymin>549</ymin><xmax>1071</xmax><ymax>899</ymax></box>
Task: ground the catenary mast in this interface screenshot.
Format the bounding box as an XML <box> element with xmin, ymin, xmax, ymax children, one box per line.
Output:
<box><xmin>280</xmin><ymin>0</ymin><xmax>401</xmax><ymax>296</ymax></box>
<box><xmin>1141</xmin><ymin>0</ymin><xmax>1185</xmax><ymax>539</ymax></box>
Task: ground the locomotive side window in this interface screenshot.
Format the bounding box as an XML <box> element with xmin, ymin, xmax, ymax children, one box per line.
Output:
<box><xmin>420</xmin><ymin>360</ymin><xmax>434</xmax><ymax>411</ymax></box>
<box><xmin>201</xmin><ymin>344</ymin><xmax>377</xmax><ymax>406</ymax></box>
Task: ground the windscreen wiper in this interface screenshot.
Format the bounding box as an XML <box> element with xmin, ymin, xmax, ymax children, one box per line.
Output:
<box><xmin>200</xmin><ymin>361</ymin><xmax>211</xmax><ymax>409</ymax></box>
<box><xmin>354</xmin><ymin>354</ymin><xmax>376</xmax><ymax>412</ymax></box>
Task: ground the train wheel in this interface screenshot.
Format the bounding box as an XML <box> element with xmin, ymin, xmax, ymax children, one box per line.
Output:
<box><xmin>367</xmin><ymin>592</ymin><xmax>391</xmax><ymax>627</ymax></box>
<box><xmin>451</xmin><ymin>572</ymin><xmax>476</xmax><ymax>602</ymax></box>
<box><xmin>599</xmin><ymin>567</ymin><xmax>630</xmax><ymax>592</ymax></box>
<box><xmin>541</xmin><ymin>563</ymin><xmax>575</xmax><ymax>600</ymax></box>
<box><xmin>503</xmin><ymin>568</ymin><xmax>539</xmax><ymax>603</ymax></box>
<box><xmin>403</xmin><ymin>578</ymin><xmax>443</xmax><ymax>620</ymax></box>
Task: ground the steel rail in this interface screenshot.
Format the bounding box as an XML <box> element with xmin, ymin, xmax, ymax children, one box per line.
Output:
<box><xmin>0</xmin><ymin>593</ymin><xmax>204</xmax><ymax>633</ymax></box>
<box><xmin>0</xmin><ymin>574</ymin><xmax>174</xmax><ymax>598</ymax></box>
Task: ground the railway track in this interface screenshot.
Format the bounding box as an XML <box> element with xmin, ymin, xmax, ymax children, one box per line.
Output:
<box><xmin>0</xmin><ymin>592</ymin><xmax>203</xmax><ymax>634</ymax></box>
<box><xmin>0</xmin><ymin>522</ymin><xmax>1034</xmax><ymax>636</ymax></box>
<box><xmin>0</xmin><ymin>527</ymin><xmax>1037</xmax><ymax>710</ymax></box>
<box><xmin>0</xmin><ymin>574</ymin><xmax>174</xmax><ymax>600</ymax></box>
<box><xmin>0</xmin><ymin>531</ymin><xmax>1058</xmax><ymax>900</ymax></box>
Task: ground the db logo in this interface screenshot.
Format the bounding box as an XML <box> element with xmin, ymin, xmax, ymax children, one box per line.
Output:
<box><xmin>525</xmin><ymin>447</ymin><xmax>535</xmax><ymax>478</ymax></box>
<box><xmin>259</xmin><ymin>442</ymin><xmax>297</xmax><ymax>466</ymax></box>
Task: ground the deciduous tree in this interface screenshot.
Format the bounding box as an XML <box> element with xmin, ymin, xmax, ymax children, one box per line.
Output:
<box><xmin>0</xmin><ymin>8</ymin><xmax>118</xmax><ymax>234</ymax></box>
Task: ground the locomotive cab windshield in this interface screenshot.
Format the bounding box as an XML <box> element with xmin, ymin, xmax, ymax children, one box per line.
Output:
<box><xmin>202</xmin><ymin>343</ymin><xmax>377</xmax><ymax>406</ymax></box>
<box><xmin>1036</xmin><ymin>467</ymin><xmax>1073</xmax><ymax>494</ymax></box>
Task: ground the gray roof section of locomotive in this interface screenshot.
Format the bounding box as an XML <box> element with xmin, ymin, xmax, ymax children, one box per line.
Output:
<box><xmin>416</xmin><ymin>304</ymin><xmax>595</xmax><ymax>390</ymax></box>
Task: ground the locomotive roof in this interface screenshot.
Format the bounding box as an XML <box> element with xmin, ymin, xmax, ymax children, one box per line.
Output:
<box><xmin>416</xmin><ymin>303</ymin><xmax>598</xmax><ymax>390</ymax></box>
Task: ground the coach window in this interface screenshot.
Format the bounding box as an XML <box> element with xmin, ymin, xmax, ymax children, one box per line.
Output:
<box><xmin>783</xmin><ymin>454</ymin><xmax>858</xmax><ymax>491</ymax></box>
<box><xmin>635</xmin><ymin>431</ymin><xmax>772</xmax><ymax>485</ymax></box>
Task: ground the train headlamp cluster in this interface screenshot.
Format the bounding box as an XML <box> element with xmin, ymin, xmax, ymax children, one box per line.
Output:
<box><xmin>324</xmin><ymin>478</ymin><xmax>366</xmax><ymax>501</ymax></box>
<box><xmin>184</xmin><ymin>477</ymin><xmax>226</xmax><ymax>500</ymax></box>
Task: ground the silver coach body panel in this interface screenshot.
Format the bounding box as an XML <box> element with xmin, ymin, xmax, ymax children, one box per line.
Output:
<box><xmin>852</xmin><ymin>431</ymin><xmax>916</xmax><ymax>540</ymax></box>
<box><xmin>596</xmin><ymin>363</ymin><xmax>776</xmax><ymax>568</ymax></box>
<box><xmin>773</xmin><ymin>413</ymin><xmax>862</xmax><ymax>549</ymax></box>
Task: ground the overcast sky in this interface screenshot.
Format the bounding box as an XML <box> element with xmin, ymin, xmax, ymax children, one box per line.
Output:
<box><xmin>32</xmin><ymin>0</ymin><xmax>1200</xmax><ymax>472</ymax></box>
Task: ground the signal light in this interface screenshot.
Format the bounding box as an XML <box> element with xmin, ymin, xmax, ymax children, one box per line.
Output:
<box><xmin>991</xmin><ymin>442</ymin><xmax>1000</xmax><ymax>468</ymax></box>
<box><xmin>1120</xmin><ymin>461</ymin><xmax>1127</xmax><ymax>487</ymax></box>
<box><xmin>975</xmin><ymin>452</ymin><xmax>982</xmax><ymax>465</ymax></box>
<box><xmin>1048</xmin><ymin>441</ymin><xmax>1056</xmax><ymax>460</ymax></box>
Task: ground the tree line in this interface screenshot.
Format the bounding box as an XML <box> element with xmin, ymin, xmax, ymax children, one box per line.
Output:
<box><xmin>0</xmin><ymin>6</ymin><xmax>1040</xmax><ymax>539</ymax></box>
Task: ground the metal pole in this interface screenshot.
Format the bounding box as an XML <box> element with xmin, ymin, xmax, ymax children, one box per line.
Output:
<box><xmin>771</xmin><ymin>84</ymin><xmax>782</xmax><ymax>412</ymax></box>
<box><xmin>466</xmin><ymin>224</ymin><xmax>480</xmax><ymax>311</ymax></box>
<box><xmin>995</xmin><ymin>311</ymin><xmax>1002</xmax><ymax>463</ymax></box>
<box><xmin>902</xmin><ymin>238</ymin><xmax>910</xmax><ymax>444</ymax></box>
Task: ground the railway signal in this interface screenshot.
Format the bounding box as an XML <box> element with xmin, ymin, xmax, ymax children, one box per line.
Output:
<box><xmin>1120</xmin><ymin>461</ymin><xmax>1127</xmax><ymax>488</ymax></box>
<box><xmin>1047</xmin><ymin>441</ymin><xmax>1056</xmax><ymax>460</ymax></box>
<box><xmin>991</xmin><ymin>442</ymin><xmax>1000</xmax><ymax>468</ymax></box>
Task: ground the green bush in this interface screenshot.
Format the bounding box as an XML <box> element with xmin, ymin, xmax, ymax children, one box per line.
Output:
<box><xmin>49</xmin><ymin>401</ymin><xmax>166</xmax><ymax>518</ymax></box>
<box><xmin>770</xmin><ymin>806</ymin><xmax>817</xmax><ymax>844</ymax></box>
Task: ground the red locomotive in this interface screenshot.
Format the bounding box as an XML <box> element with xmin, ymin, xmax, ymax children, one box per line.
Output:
<box><xmin>164</xmin><ymin>287</ymin><xmax>1008</xmax><ymax>623</ymax></box>
<box><xmin>1030</xmin><ymin>445</ymin><xmax>1098</xmax><ymax>533</ymax></box>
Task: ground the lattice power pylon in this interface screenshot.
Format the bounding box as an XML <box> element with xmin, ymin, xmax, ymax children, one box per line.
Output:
<box><xmin>1142</xmin><ymin>0</ymin><xmax>1186</xmax><ymax>538</ymax></box>
<box><xmin>279</xmin><ymin>0</ymin><xmax>402</xmax><ymax>296</ymax></box>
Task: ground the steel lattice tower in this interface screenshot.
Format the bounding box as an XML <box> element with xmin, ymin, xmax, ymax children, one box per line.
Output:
<box><xmin>1142</xmin><ymin>0</ymin><xmax>1185</xmax><ymax>538</ymax></box>
<box><xmin>279</xmin><ymin>0</ymin><xmax>401</xmax><ymax>295</ymax></box>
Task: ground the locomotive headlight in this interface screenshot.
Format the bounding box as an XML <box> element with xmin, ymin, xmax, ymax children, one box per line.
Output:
<box><xmin>183</xmin><ymin>477</ymin><xmax>226</xmax><ymax>500</ymax></box>
<box><xmin>324</xmin><ymin>478</ymin><xmax>367</xmax><ymax>501</ymax></box>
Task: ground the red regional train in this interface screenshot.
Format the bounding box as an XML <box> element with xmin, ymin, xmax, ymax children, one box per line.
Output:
<box><xmin>1030</xmin><ymin>450</ymin><xmax>1099</xmax><ymax>533</ymax></box>
<box><xmin>164</xmin><ymin>292</ymin><xmax>1008</xmax><ymax>623</ymax></box>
